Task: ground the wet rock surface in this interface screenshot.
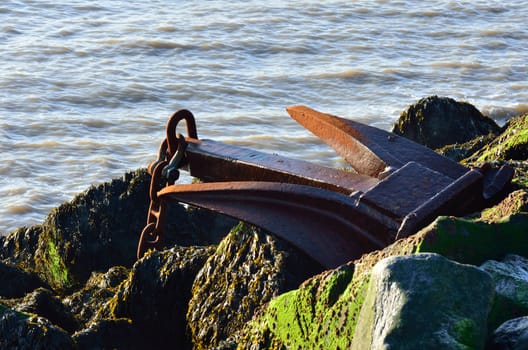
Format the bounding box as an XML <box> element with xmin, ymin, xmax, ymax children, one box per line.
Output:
<box><xmin>1</xmin><ymin>96</ymin><xmax>528</xmax><ymax>348</ymax></box>
<box><xmin>187</xmin><ymin>222</ymin><xmax>323</xmax><ymax>349</ymax></box>
<box><xmin>0</xmin><ymin>306</ymin><xmax>75</xmax><ymax>350</ymax></box>
<box><xmin>109</xmin><ymin>245</ymin><xmax>215</xmax><ymax>349</ymax></box>
<box><xmin>392</xmin><ymin>95</ymin><xmax>501</xmax><ymax>149</ymax></box>
<box><xmin>352</xmin><ymin>253</ymin><xmax>494</xmax><ymax>350</ymax></box>
<box><xmin>490</xmin><ymin>316</ymin><xmax>528</xmax><ymax>350</ymax></box>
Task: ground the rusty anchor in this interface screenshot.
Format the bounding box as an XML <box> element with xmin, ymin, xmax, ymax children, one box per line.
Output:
<box><xmin>137</xmin><ymin>106</ymin><xmax>513</xmax><ymax>269</ymax></box>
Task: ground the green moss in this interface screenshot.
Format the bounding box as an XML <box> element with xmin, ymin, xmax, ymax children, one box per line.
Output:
<box><xmin>46</xmin><ymin>240</ymin><xmax>72</xmax><ymax>290</ymax></box>
<box><xmin>450</xmin><ymin>318</ymin><xmax>477</xmax><ymax>348</ymax></box>
<box><xmin>416</xmin><ymin>214</ymin><xmax>528</xmax><ymax>265</ymax></box>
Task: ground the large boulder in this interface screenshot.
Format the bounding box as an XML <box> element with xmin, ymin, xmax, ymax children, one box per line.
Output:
<box><xmin>109</xmin><ymin>245</ymin><xmax>215</xmax><ymax>349</ymax></box>
<box><xmin>480</xmin><ymin>255</ymin><xmax>528</xmax><ymax>330</ymax></box>
<box><xmin>238</xmin><ymin>210</ymin><xmax>528</xmax><ymax>348</ymax></box>
<box><xmin>187</xmin><ymin>222</ymin><xmax>323</xmax><ymax>349</ymax></box>
<box><xmin>352</xmin><ymin>253</ymin><xmax>494</xmax><ymax>349</ymax></box>
<box><xmin>31</xmin><ymin>169</ymin><xmax>152</xmax><ymax>291</ymax></box>
<box><xmin>392</xmin><ymin>96</ymin><xmax>500</xmax><ymax>149</ymax></box>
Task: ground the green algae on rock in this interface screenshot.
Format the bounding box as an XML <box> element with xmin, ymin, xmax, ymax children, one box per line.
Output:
<box><xmin>352</xmin><ymin>253</ymin><xmax>494</xmax><ymax>350</ymax></box>
<box><xmin>238</xmin><ymin>210</ymin><xmax>528</xmax><ymax>348</ymax></box>
<box><xmin>464</xmin><ymin>113</ymin><xmax>528</xmax><ymax>164</ymax></box>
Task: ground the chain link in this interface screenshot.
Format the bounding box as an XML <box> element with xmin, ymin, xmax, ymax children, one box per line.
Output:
<box><xmin>137</xmin><ymin>110</ymin><xmax>196</xmax><ymax>259</ymax></box>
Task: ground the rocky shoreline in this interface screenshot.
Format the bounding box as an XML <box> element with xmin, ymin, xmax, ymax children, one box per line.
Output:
<box><xmin>2</xmin><ymin>96</ymin><xmax>528</xmax><ymax>349</ymax></box>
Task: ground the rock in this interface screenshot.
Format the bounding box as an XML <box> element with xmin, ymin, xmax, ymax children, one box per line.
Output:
<box><xmin>480</xmin><ymin>255</ymin><xmax>528</xmax><ymax>330</ymax></box>
<box><xmin>352</xmin><ymin>253</ymin><xmax>494</xmax><ymax>349</ymax></box>
<box><xmin>30</xmin><ymin>169</ymin><xmax>151</xmax><ymax>291</ymax></box>
<box><xmin>489</xmin><ymin>316</ymin><xmax>528</xmax><ymax>350</ymax></box>
<box><xmin>238</xmin><ymin>213</ymin><xmax>528</xmax><ymax>348</ymax></box>
<box><xmin>239</xmin><ymin>262</ymin><xmax>356</xmax><ymax>349</ymax></box>
<box><xmin>13</xmin><ymin>287</ymin><xmax>80</xmax><ymax>333</ymax></box>
<box><xmin>187</xmin><ymin>222</ymin><xmax>323</xmax><ymax>349</ymax></box>
<box><xmin>62</xmin><ymin>266</ymin><xmax>129</xmax><ymax>327</ymax></box>
<box><xmin>0</xmin><ymin>306</ymin><xmax>75</xmax><ymax>350</ymax></box>
<box><xmin>0</xmin><ymin>225</ymin><xmax>42</xmax><ymax>269</ymax></box>
<box><xmin>109</xmin><ymin>245</ymin><xmax>215</xmax><ymax>349</ymax></box>
<box><xmin>72</xmin><ymin>318</ymin><xmax>140</xmax><ymax>350</ymax></box>
<box><xmin>436</xmin><ymin>133</ymin><xmax>497</xmax><ymax>162</ymax></box>
<box><xmin>480</xmin><ymin>189</ymin><xmax>528</xmax><ymax>223</ymax></box>
<box><xmin>0</xmin><ymin>260</ymin><xmax>47</xmax><ymax>298</ymax></box>
<box><xmin>464</xmin><ymin>113</ymin><xmax>528</xmax><ymax>164</ymax></box>
<box><xmin>392</xmin><ymin>96</ymin><xmax>500</xmax><ymax>149</ymax></box>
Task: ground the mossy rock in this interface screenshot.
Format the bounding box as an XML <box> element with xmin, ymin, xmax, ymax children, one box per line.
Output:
<box><xmin>436</xmin><ymin>133</ymin><xmax>497</xmax><ymax>162</ymax></box>
<box><xmin>392</xmin><ymin>96</ymin><xmax>500</xmax><ymax>149</ymax></box>
<box><xmin>464</xmin><ymin>113</ymin><xmax>528</xmax><ymax>164</ymax></box>
<box><xmin>188</xmin><ymin>222</ymin><xmax>323</xmax><ymax>349</ymax></box>
<box><xmin>238</xmin><ymin>213</ymin><xmax>528</xmax><ymax>348</ymax></box>
<box><xmin>480</xmin><ymin>189</ymin><xmax>528</xmax><ymax>222</ymax></box>
<box><xmin>30</xmin><ymin>169</ymin><xmax>151</xmax><ymax>291</ymax></box>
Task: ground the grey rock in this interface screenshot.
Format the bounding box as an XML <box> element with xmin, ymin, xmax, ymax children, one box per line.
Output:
<box><xmin>73</xmin><ymin>318</ymin><xmax>139</xmax><ymax>350</ymax></box>
<box><xmin>480</xmin><ymin>254</ymin><xmax>528</xmax><ymax>330</ymax></box>
<box><xmin>352</xmin><ymin>253</ymin><xmax>494</xmax><ymax>350</ymax></box>
<box><xmin>392</xmin><ymin>96</ymin><xmax>500</xmax><ymax>149</ymax></box>
<box><xmin>489</xmin><ymin>316</ymin><xmax>528</xmax><ymax>350</ymax></box>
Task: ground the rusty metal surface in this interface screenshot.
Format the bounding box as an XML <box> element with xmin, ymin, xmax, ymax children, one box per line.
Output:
<box><xmin>286</xmin><ymin>105</ymin><xmax>468</xmax><ymax>180</ymax></box>
<box><xmin>137</xmin><ymin>106</ymin><xmax>514</xmax><ymax>266</ymax></box>
<box><xmin>159</xmin><ymin>181</ymin><xmax>386</xmax><ymax>268</ymax></box>
<box><xmin>183</xmin><ymin>138</ymin><xmax>380</xmax><ymax>194</ymax></box>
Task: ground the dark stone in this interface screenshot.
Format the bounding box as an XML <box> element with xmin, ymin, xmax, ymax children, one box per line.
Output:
<box><xmin>0</xmin><ymin>225</ymin><xmax>42</xmax><ymax>268</ymax></box>
<box><xmin>0</xmin><ymin>307</ymin><xmax>75</xmax><ymax>350</ymax></box>
<box><xmin>31</xmin><ymin>169</ymin><xmax>151</xmax><ymax>291</ymax></box>
<box><xmin>392</xmin><ymin>96</ymin><xmax>501</xmax><ymax>149</ymax></box>
<box><xmin>489</xmin><ymin>316</ymin><xmax>528</xmax><ymax>350</ymax></box>
<box><xmin>109</xmin><ymin>245</ymin><xmax>215</xmax><ymax>349</ymax></box>
<box><xmin>73</xmin><ymin>318</ymin><xmax>141</xmax><ymax>350</ymax></box>
<box><xmin>14</xmin><ymin>287</ymin><xmax>80</xmax><ymax>333</ymax></box>
<box><xmin>62</xmin><ymin>266</ymin><xmax>129</xmax><ymax>327</ymax></box>
<box><xmin>187</xmin><ymin>222</ymin><xmax>324</xmax><ymax>349</ymax></box>
<box><xmin>0</xmin><ymin>261</ymin><xmax>47</xmax><ymax>298</ymax></box>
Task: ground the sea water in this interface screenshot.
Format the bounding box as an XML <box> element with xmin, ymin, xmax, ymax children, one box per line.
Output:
<box><xmin>1</xmin><ymin>0</ymin><xmax>527</xmax><ymax>234</ymax></box>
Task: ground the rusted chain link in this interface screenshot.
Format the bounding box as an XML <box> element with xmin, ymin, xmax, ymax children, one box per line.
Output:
<box><xmin>137</xmin><ymin>110</ymin><xmax>197</xmax><ymax>259</ymax></box>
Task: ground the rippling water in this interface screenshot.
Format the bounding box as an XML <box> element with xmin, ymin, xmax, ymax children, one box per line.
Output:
<box><xmin>1</xmin><ymin>0</ymin><xmax>527</xmax><ymax>234</ymax></box>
